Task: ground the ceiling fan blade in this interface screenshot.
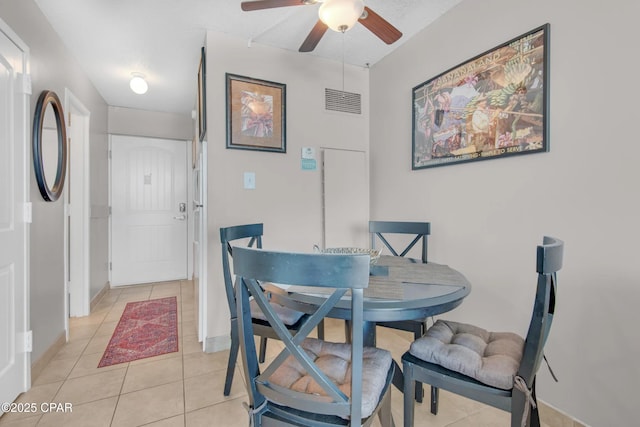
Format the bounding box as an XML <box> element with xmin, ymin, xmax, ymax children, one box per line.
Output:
<box><xmin>358</xmin><ymin>6</ymin><xmax>402</xmax><ymax>45</ymax></box>
<box><xmin>241</xmin><ymin>0</ymin><xmax>308</xmax><ymax>12</ymax></box>
<box><xmin>299</xmin><ymin>20</ymin><xmax>328</xmax><ymax>52</ymax></box>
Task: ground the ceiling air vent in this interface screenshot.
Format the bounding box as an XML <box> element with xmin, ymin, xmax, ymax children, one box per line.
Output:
<box><xmin>325</xmin><ymin>88</ymin><xmax>361</xmax><ymax>115</ymax></box>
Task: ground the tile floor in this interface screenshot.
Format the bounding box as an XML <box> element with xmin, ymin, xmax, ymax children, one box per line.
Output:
<box><xmin>0</xmin><ymin>280</ymin><xmax>568</xmax><ymax>427</ymax></box>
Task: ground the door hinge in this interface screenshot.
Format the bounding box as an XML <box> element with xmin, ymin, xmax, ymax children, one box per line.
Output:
<box><xmin>108</xmin><ymin>206</ymin><xmax>112</xmax><ymax>215</ymax></box>
<box><xmin>24</xmin><ymin>330</ymin><xmax>33</xmax><ymax>353</ymax></box>
<box><xmin>108</xmin><ymin>150</ymin><xmax>112</xmax><ymax>159</ymax></box>
<box><xmin>23</xmin><ymin>202</ymin><xmax>32</xmax><ymax>223</ymax></box>
<box><xmin>17</xmin><ymin>73</ymin><xmax>32</xmax><ymax>95</ymax></box>
<box><xmin>109</xmin><ymin>262</ymin><xmax>112</xmax><ymax>271</ymax></box>
<box><xmin>68</xmin><ymin>112</ymin><xmax>71</xmax><ymax>127</ymax></box>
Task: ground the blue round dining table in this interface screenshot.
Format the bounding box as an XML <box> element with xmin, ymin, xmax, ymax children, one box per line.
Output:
<box><xmin>269</xmin><ymin>254</ymin><xmax>470</xmax><ymax>344</ymax></box>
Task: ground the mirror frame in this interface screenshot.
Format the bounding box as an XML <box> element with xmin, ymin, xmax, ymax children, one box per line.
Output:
<box><xmin>32</xmin><ymin>90</ymin><xmax>67</xmax><ymax>202</ymax></box>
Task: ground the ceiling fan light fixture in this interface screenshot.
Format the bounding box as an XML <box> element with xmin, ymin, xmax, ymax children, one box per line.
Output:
<box><xmin>319</xmin><ymin>0</ymin><xmax>364</xmax><ymax>33</ymax></box>
<box><xmin>129</xmin><ymin>73</ymin><xmax>148</xmax><ymax>95</ymax></box>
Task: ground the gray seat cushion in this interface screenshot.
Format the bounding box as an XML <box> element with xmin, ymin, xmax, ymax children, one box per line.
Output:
<box><xmin>409</xmin><ymin>320</ymin><xmax>524</xmax><ymax>390</ymax></box>
<box><xmin>250</xmin><ymin>299</ymin><xmax>305</xmax><ymax>326</ymax></box>
<box><xmin>269</xmin><ymin>338</ymin><xmax>392</xmax><ymax>418</ymax></box>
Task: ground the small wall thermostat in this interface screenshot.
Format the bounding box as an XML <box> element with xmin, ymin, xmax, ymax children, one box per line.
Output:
<box><xmin>301</xmin><ymin>147</ymin><xmax>316</xmax><ymax>160</ymax></box>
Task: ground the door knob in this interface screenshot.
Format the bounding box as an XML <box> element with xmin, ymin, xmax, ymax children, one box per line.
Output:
<box><xmin>173</xmin><ymin>215</ymin><xmax>186</xmax><ymax>220</ymax></box>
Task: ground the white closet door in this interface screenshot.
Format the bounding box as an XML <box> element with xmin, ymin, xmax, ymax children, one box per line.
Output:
<box><xmin>323</xmin><ymin>149</ymin><xmax>369</xmax><ymax>249</ymax></box>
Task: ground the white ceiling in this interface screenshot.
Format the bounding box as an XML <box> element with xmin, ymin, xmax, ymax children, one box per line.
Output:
<box><xmin>34</xmin><ymin>0</ymin><xmax>461</xmax><ymax>115</ymax></box>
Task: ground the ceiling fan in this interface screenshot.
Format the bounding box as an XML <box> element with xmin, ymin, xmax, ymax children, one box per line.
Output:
<box><xmin>240</xmin><ymin>0</ymin><xmax>403</xmax><ymax>52</ymax></box>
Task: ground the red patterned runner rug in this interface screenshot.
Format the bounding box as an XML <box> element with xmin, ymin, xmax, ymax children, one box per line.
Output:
<box><xmin>98</xmin><ymin>296</ymin><xmax>178</xmax><ymax>367</ymax></box>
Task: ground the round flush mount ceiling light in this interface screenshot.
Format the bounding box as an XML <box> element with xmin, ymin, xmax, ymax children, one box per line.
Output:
<box><xmin>319</xmin><ymin>0</ymin><xmax>364</xmax><ymax>33</ymax></box>
<box><xmin>129</xmin><ymin>73</ymin><xmax>148</xmax><ymax>94</ymax></box>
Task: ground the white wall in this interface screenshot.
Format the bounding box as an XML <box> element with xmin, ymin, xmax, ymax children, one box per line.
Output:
<box><xmin>204</xmin><ymin>31</ymin><xmax>370</xmax><ymax>343</ymax></box>
<box><xmin>369</xmin><ymin>0</ymin><xmax>639</xmax><ymax>425</ymax></box>
<box><xmin>108</xmin><ymin>106</ymin><xmax>193</xmax><ymax>141</ymax></box>
<box><xmin>0</xmin><ymin>0</ymin><xmax>109</xmax><ymax>361</ymax></box>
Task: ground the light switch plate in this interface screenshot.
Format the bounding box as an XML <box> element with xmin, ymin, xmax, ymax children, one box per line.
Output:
<box><xmin>243</xmin><ymin>172</ymin><xmax>256</xmax><ymax>189</ymax></box>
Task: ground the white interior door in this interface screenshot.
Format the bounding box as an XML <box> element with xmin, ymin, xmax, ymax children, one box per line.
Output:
<box><xmin>111</xmin><ymin>135</ymin><xmax>188</xmax><ymax>286</ymax></box>
<box><xmin>322</xmin><ymin>148</ymin><xmax>369</xmax><ymax>248</ymax></box>
<box><xmin>0</xmin><ymin>22</ymin><xmax>30</xmax><ymax>405</ymax></box>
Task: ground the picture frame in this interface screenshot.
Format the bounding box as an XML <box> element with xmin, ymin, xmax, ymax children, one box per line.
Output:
<box><xmin>226</xmin><ymin>73</ymin><xmax>286</xmax><ymax>153</ymax></box>
<box><xmin>412</xmin><ymin>24</ymin><xmax>549</xmax><ymax>170</ymax></box>
<box><xmin>197</xmin><ymin>47</ymin><xmax>206</xmax><ymax>142</ymax></box>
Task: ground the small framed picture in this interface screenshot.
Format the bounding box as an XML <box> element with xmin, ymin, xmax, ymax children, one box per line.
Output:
<box><xmin>226</xmin><ymin>73</ymin><xmax>286</xmax><ymax>153</ymax></box>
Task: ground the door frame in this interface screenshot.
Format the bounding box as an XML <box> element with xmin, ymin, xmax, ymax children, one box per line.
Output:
<box><xmin>64</xmin><ymin>89</ymin><xmax>90</xmax><ymax>321</ymax></box>
<box><xmin>197</xmin><ymin>140</ymin><xmax>208</xmax><ymax>345</ymax></box>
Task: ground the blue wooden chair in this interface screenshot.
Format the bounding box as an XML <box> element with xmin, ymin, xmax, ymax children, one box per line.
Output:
<box><xmin>369</xmin><ymin>220</ymin><xmax>431</xmax><ymax>402</ymax></box>
<box><xmin>369</xmin><ymin>221</ymin><xmax>432</xmax><ymax>339</ymax></box>
<box><xmin>220</xmin><ymin>223</ymin><xmax>324</xmax><ymax>396</ymax></box>
<box><xmin>233</xmin><ymin>247</ymin><xmax>395</xmax><ymax>426</ymax></box>
<box><xmin>402</xmin><ymin>236</ymin><xmax>563</xmax><ymax>427</ymax></box>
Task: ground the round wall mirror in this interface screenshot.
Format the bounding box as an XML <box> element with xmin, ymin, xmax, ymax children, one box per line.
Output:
<box><xmin>33</xmin><ymin>90</ymin><xmax>67</xmax><ymax>201</ymax></box>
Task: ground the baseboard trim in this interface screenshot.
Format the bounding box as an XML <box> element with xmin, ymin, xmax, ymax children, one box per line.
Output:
<box><xmin>538</xmin><ymin>399</ymin><xmax>589</xmax><ymax>427</ymax></box>
<box><xmin>30</xmin><ymin>331</ymin><xmax>66</xmax><ymax>383</ymax></box>
<box><xmin>204</xmin><ymin>335</ymin><xmax>231</xmax><ymax>353</ymax></box>
<box><xmin>90</xmin><ymin>282</ymin><xmax>110</xmax><ymax>311</ymax></box>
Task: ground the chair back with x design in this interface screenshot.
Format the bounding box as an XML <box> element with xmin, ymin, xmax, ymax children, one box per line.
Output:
<box><xmin>219</xmin><ymin>223</ymin><xmax>266</xmax><ymax>396</ymax></box>
<box><xmin>369</xmin><ymin>221</ymin><xmax>431</xmax><ymax>263</ymax></box>
<box><xmin>220</xmin><ymin>223</ymin><xmax>263</xmax><ymax>320</ymax></box>
<box><xmin>233</xmin><ymin>247</ymin><xmax>394</xmax><ymax>426</ymax></box>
